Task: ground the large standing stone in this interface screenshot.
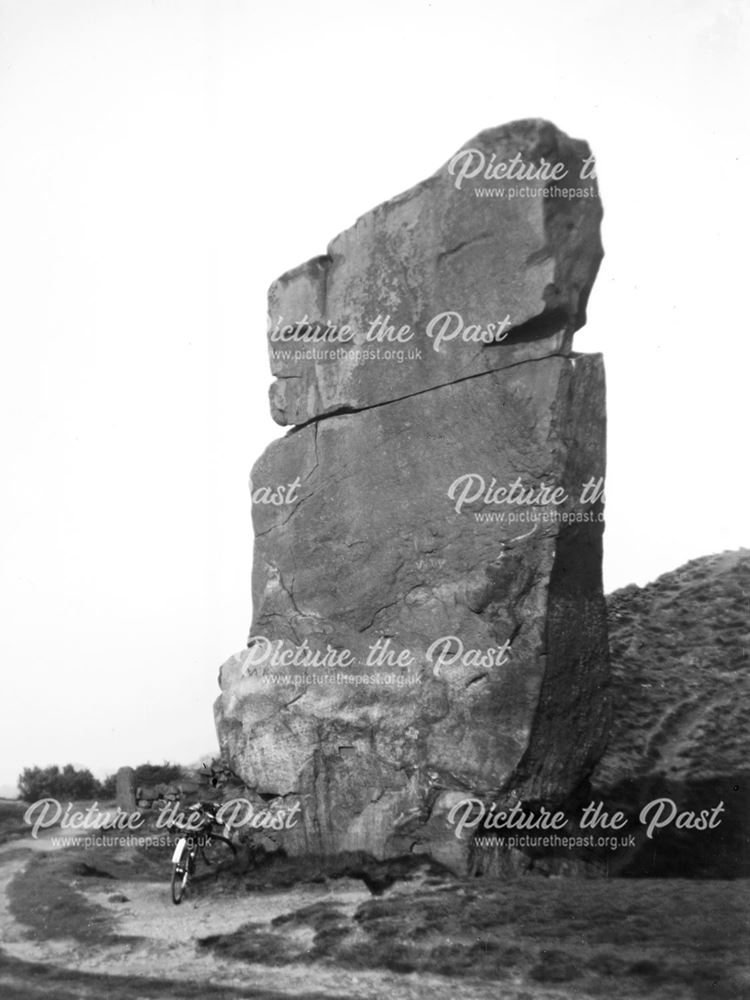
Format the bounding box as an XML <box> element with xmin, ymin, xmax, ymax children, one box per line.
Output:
<box><xmin>115</xmin><ymin>766</ymin><xmax>137</xmax><ymax>814</ymax></box>
<box><xmin>216</xmin><ymin>119</ymin><xmax>609</xmax><ymax>873</ymax></box>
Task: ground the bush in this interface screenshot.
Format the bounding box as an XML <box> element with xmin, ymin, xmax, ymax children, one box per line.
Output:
<box><xmin>132</xmin><ymin>762</ymin><xmax>183</xmax><ymax>787</ymax></box>
<box><xmin>18</xmin><ymin>764</ymin><xmax>100</xmax><ymax>802</ymax></box>
<box><xmin>17</xmin><ymin>760</ymin><xmax>185</xmax><ymax>803</ymax></box>
<box><xmin>98</xmin><ymin>773</ymin><xmax>117</xmax><ymax>799</ymax></box>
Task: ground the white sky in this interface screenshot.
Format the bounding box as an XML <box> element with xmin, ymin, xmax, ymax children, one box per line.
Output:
<box><xmin>0</xmin><ymin>0</ymin><xmax>747</xmax><ymax>795</ymax></box>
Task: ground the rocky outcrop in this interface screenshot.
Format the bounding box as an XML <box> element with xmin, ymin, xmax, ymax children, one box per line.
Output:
<box><xmin>216</xmin><ymin>119</ymin><xmax>609</xmax><ymax>873</ymax></box>
<box><xmin>592</xmin><ymin>550</ymin><xmax>750</xmax><ymax>877</ymax></box>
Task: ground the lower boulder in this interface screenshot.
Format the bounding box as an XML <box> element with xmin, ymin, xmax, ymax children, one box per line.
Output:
<box><xmin>215</xmin><ymin>354</ymin><xmax>610</xmax><ymax>872</ymax></box>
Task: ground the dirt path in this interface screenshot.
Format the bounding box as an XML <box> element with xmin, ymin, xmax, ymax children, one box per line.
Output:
<box><xmin>0</xmin><ymin>836</ymin><xmax>551</xmax><ymax>1000</ymax></box>
<box><xmin>5</xmin><ymin>828</ymin><xmax>733</xmax><ymax>1000</ymax></box>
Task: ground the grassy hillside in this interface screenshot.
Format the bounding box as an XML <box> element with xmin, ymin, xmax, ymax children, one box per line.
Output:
<box><xmin>592</xmin><ymin>549</ymin><xmax>750</xmax><ymax>876</ymax></box>
<box><xmin>596</xmin><ymin>548</ymin><xmax>750</xmax><ymax>786</ymax></box>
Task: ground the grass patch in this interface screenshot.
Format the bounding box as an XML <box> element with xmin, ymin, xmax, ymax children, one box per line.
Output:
<box><xmin>199</xmin><ymin>877</ymin><xmax>750</xmax><ymax>998</ymax></box>
<box><xmin>0</xmin><ymin>949</ymin><xmax>350</xmax><ymax>1000</ymax></box>
<box><xmin>7</xmin><ymin>849</ymin><xmax>142</xmax><ymax>945</ymax></box>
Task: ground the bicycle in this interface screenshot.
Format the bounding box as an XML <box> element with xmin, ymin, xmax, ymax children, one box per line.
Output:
<box><xmin>169</xmin><ymin>801</ymin><xmax>236</xmax><ymax>904</ymax></box>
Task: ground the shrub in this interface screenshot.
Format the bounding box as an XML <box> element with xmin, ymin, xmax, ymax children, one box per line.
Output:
<box><xmin>17</xmin><ymin>761</ymin><xmax>183</xmax><ymax>802</ymax></box>
<box><xmin>98</xmin><ymin>774</ymin><xmax>117</xmax><ymax>799</ymax></box>
<box><xmin>18</xmin><ymin>764</ymin><xmax>100</xmax><ymax>802</ymax></box>
<box><xmin>132</xmin><ymin>762</ymin><xmax>183</xmax><ymax>787</ymax></box>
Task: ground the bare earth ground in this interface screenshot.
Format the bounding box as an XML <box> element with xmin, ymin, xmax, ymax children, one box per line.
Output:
<box><xmin>0</xmin><ymin>806</ymin><xmax>748</xmax><ymax>1000</ymax></box>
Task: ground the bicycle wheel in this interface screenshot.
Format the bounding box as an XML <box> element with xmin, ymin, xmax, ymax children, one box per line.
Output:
<box><xmin>170</xmin><ymin>838</ymin><xmax>192</xmax><ymax>904</ymax></box>
<box><xmin>201</xmin><ymin>833</ymin><xmax>237</xmax><ymax>868</ymax></box>
<box><xmin>171</xmin><ymin>861</ymin><xmax>189</xmax><ymax>904</ymax></box>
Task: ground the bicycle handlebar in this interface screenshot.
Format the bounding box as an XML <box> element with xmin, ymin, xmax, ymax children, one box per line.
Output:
<box><xmin>168</xmin><ymin>801</ymin><xmax>225</xmax><ymax>834</ymax></box>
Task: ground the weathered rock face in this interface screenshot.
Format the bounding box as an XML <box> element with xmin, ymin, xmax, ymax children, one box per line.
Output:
<box><xmin>216</xmin><ymin>119</ymin><xmax>609</xmax><ymax>873</ymax></box>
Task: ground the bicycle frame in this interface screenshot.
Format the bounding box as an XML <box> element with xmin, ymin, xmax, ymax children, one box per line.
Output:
<box><xmin>169</xmin><ymin>803</ymin><xmax>236</xmax><ymax>904</ymax></box>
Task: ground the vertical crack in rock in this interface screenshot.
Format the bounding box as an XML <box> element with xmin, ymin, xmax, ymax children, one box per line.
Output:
<box><xmin>216</xmin><ymin>118</ymin><xmax>609</xmax><ymax>873</ymax></box>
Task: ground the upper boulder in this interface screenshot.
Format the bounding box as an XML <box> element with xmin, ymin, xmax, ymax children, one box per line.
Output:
<box><xmin>268</xmin><ymin>118</ymin><xmax>603</xmax><ymax>425</ymax></box>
